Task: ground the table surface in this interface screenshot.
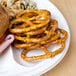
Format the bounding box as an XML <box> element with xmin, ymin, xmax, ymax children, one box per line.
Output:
<box><xmin>42</xmin><ymin>0</ymin><xmax>76</xmax><ymax>76</ymax></box>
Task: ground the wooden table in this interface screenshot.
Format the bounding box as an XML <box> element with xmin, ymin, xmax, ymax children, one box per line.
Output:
<box><xmin>42</xmin><ymin>0</ymin><xmax>76</xmax><ymax>76</ymax></box>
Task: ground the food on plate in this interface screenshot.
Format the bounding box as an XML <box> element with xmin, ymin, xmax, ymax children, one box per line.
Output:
<box><xmin>0</xmin><ymin>0</ymin><xmax>37</xmax><ymax>53</ymax></box>
<box><xmin>0</xmin><ymin>5</ymin><xmax>9</xmax><ymax>38</ymax></box>
<box><xmin>0</xmin><ymin>0</ymin><xmax>37</xmax><ymax>18</ymax></box>
<box><xmin>0</xmin><ymin>35</ymin><xmax>14</xmax><ymax>53</ymax></box>
<box><xmin>0</xmin><ymin>5</ymin><xmax>14</xmax><ymax>53</ymax></box>
<box><xmin>9</xmin><ymin>9</ymin><xmax>68</xmax><ymax>61</ymax></box>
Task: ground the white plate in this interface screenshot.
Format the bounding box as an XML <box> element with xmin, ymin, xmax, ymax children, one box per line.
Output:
<box><xmin>0</xmin><ymin>0</ymin><xmax>70</xmax><ymax>76</ymax></box>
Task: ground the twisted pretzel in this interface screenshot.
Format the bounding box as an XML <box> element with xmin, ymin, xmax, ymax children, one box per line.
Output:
<box><xmin>9</xmin><ymin>9</ymin><xmax>68</xmax><ymax>61</ymax></box>
<box><xmin>14</xmin><ymin>30</ymin><xmax>60</xmax><ymax>48</ymax></box>
<box><xmin>9</xmin><ymin>10</ymin><xmax>51</xmax><ymax>33</ymax></box>
<box><xmin>21</xmin><ymin>29</ymin><xmax>67</xmax><ymax>61</ymax></box>
<box><xmin>21</xmin><ymin>41</ymin><xmax>65</xmax><ymax>61</ymax></box>
<box><xmin>14</xmin><ymin>19</ymin><xmax>58</xmax><ymax>48</ymax></box>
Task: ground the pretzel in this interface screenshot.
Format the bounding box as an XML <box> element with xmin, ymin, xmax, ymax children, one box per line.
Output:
<box><xmin>11</xmin><ymin>19</ymin><xmax>57</xmax><ymax>43</ymax></box>
<box><xmin>9</xmin><ymin>9</ymin><xmax>68</xmax><ymax>61</ymax></box>
<box><xmin>21</xmin><ymin>29</ymin><xmax>67</xmax><ymax>61</ymax></box>
<box><xmin>21</xmin><ymin>41</ymin><xmax>65</xmax><ymax>61</ymax></box>
<box><xmin>14</xmin><ymin>19</ymin><xmax>58</xmax><ymax>48</ymax></box>
<box><xmin>16</xmin><ymin>9</ymin><xmax>51</xmax><ymax>19</ymax></box>
<box><xmin>9</xmin><ymin>10</ymin><xmax>51</xmax><ymax>33</ymax></box>
<box><xmin>40</xmin><ymin>29</ymin><xmax>68</xmax><ymax>47</ymax></box>
<box><xmin>14</xmin><ymin>30</ymin><xmax>60</xmax><ymax>48</ymax></box>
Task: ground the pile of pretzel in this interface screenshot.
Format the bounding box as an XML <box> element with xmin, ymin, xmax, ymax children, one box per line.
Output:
<box><xmin>9</xmin><ymin>9</ymin><xmax>68</xmax><ymax>61</ymax></box>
